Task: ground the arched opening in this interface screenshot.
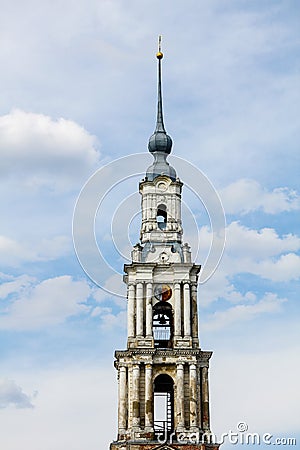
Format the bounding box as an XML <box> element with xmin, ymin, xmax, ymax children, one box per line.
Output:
<box><xmin>153</xmin><ymin>301</ymin><xmax>173</xmax><ymax>349</ymax></box>
<box><xmin>157</xmin><ymin>204</ymin><xmax>167</xmax><ymax>230</ymax></box>
<box><xmin>154</xmin><ymin>374</ymin><xmax>174</xmax><ymax>439</ymax></box>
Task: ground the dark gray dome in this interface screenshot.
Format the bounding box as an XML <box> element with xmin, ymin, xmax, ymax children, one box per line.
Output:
<box><xmin>148</xmin><ymin>131</ymin><xmax>172</xmax><ymax>154</ymax></box>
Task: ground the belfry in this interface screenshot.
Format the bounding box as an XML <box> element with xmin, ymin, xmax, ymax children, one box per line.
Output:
<box><xmin>110</xmin><ymin>40</ymin><xmax>220</xmax><ymax>450</ymax></box>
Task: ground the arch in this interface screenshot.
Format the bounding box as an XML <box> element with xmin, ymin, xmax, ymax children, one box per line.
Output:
<box><xmin>153</xmin><ymin>301</ymin><xmax>173</xmax><ymax>348</ymax></box>
<box><xmin>154</xmin><ymin>374</ymin><xmax>174</xmax><ymax>439</ymax></box>
<box><xmin>157</xmin><ymin>204</ymin><xmax>167</xmax><ymax>230</ymax></box>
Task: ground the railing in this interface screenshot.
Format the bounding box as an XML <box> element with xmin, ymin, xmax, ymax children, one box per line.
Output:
<box><xmin>153</xmin><ymin>328</ymin><xmax>171</xmax><ymax>340</ymax></box>
<box><xmin>154</xmin><ymin>420</ymin><xmax>172</xmax><ymax>439</ymax></box>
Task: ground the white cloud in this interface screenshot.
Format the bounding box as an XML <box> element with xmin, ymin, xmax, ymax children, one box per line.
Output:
<box><xmin>90</xmin><ymin>306</ymin><xmax>111</xmax><ymax>317</ymax></box>
<box><xmin>198</xmin><ymin>221</ymin><xmax>300</xmax><ymax>307</ymax></box>
<box><xmin>0</xmin><ymin>274</ymin><xmax>34</xmax><ymax>299</ymax></box>
<box><xmin>90</xmin><ymin>306</ymin><xmax>127</xmax><ymax>331</ymax></box>
<box><xmin>225</xmin><ymin>222</ymin><xmax>300</xmax><ymax>260</ymax></box>
<box><xmin>255</xmin><ymin>252</ymin><xmax>300</xmax><ymax>282</ymax></box>
<box><xmin>0</xmin><ymin>235</ymin><xmax>71</xmax><ymax>267</ymax></box>
<box><xmin>93</xmin><ymin>274</ymin><xmax>127</xmax><ymax>305</ymax></box>
<box><xmin>202</xmin><ymin>292</ymin><xmax>286</xmax><ymax>332</ymax></box>
<box><xmin>90</xmin><ymin>274</ymin><xmax>127</xmax><ymax>331</ymax></box>
<box><xmin>0</xmin><ymin>378</ymin><xmax>34</xmax><ymax>409</ymax></box>
<box><xmin>0</xmin><ymin>236</ymin><xmax>37</xmax><ymax>267</ymax></box>
<box><xmin>0</xmin><ymin>275</ymin><xmax>91</xmax><ymax>330</ymax></box>
<box><xmin>100</xmin><ymin>310</ymin><xmax>127</xmax><ymax>331</ymax></box>
<box><xmin>220</xmin><ymin>179</ymin><xmax>300</xmax><ymax>215</ymax></box>
<box><xmin>0</xmin><ymin>273</ymin><xmax>127</xmax><ymax>333</ymax></box>
<box><xmin>198</xmin><ymin>222</ymin><xmax>300</xmax><ymax>267</ymax></box>
<box><xmin>0</xmin><ymin>109</ymin><xmax>100</xmax><ymax>191</ymax></box>
<box><xmin>200</xmin><ymin>268</ymin><xmax>261</xmax><ymax>308</ymax></box>
<box><xmin>222</xmin><ymin>223</ymin><xmax>300</xmax><ymax>282</ymax></box>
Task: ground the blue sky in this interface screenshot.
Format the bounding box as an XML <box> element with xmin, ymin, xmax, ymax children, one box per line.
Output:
<box><xmin>0</xmin><ymin>1</ymin><xmax>299</xmax><ymax>449</ymax></box>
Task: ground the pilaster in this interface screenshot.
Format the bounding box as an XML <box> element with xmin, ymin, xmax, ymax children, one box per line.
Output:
<box><xmin>146</xmin><ymin>283</ymin><xmax>153</xmax><ymax>337</ymax></box>
<box><xmin>144</xmin><ymin>363</ymin><xmax>154</xmax><ymax>432</ymax></box>
<box><xmin>189</xmin><ymin>363</ymin><xmax>198</xmax><ymax>430</ymax></box>
<box><xmin>201</xmin><ymin>366</ymin><xmax>210</xmax><ymax>432</ymax></box>
<box><xmin>174</xmin><ymin>282</ymin><xmax>181</xmax><ymax>337</ymax></box>
<box><xmin>136</xmin><ymin>283</ymin><xmax>144</xmax><ymax>337</ymax></box>
<box><xmin>118</xmin><ymin>365</ymin><xmax>127</xmax><ymax>435</ymax></box>
<box><xmin>183</xmin><ymin>282</ymin><xmax>191</xmax><ymax>338</ymax></box>
<box><xmin>132</xmin><ymin>363</ymin><xmax>141</xmax><ymax>429</ymax></box>
<box><xmin>176</xmin><ymin>362</ymin><xmax>185</xmax><ymax>431</ymax></box>
<box><xmin>127</xmin><ymin>283</ymin><xmax>135</xmax><ymax>339</ymax></box>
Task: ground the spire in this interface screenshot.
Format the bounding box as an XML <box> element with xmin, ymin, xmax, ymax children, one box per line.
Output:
<box><xmin>155</xmin><ymin>35</ymin><xmax>166</xmax><ymax>133</ymax></box>
<box><xmin>148</xmin><ymin>36</ymin><xmax>173</xmax><ymax>154</ymax></box>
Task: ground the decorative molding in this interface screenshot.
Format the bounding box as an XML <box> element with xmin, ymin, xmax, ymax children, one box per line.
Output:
<box><xmin>115</xmin><ymin>349</ymin><xmax>213</xmax><ymax>361</ymax></box>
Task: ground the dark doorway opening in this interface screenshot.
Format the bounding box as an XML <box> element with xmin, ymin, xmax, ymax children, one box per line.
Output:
<box><xmin>154</xmin><ymin>374</ymin><xmax>174</xmax><ymax>440</ymax></box>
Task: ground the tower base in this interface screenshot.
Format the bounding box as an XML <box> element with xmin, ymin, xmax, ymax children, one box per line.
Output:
<box><xmin>110</xmin><ymin>441</ymin><xmax>221</xmax><ymax>450</ymax></box>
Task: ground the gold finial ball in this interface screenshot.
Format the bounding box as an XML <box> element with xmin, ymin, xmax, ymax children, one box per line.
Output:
<box><xmin>156</xmin><ymin>51</ymin><xmax>164</xmax><ymax>59</ymax></box>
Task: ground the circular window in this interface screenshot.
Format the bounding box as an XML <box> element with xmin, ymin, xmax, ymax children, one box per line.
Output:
<box><xmin>154</xmin><ymin>284</ymin><xmax>172</xmax><ymax>301</ymax></box>
<box><xmin>157</xmin><ymin>182</ymin><xmax>167</xmax><ymax>191</ymax></box>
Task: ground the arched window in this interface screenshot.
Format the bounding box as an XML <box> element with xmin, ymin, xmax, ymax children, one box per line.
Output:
<box><xmin>157</xmin><ymin>204</ymin><xmax>167</xmax><ymax>230</ymax></box>
<box><xmin>153</xmin><ymin>301</ymin><xmax>173</xmax><ymax>348</ymax></box>
<box><xmin>154</xmin><ymin>374</ymin><xmax>174</xmax><ymax>439</ymax></box>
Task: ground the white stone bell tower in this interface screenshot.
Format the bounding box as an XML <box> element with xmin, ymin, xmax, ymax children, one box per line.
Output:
<box><xmin>109</xmin><ymin>39</ymin><xmax>220</xmax><ymax>450</ymax></box>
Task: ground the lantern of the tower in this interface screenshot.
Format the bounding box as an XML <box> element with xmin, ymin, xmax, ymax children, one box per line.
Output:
<box><xmin>109</xmin><ymin>39</ymin><xmax>221</xmax><ymax>450</ymax></box>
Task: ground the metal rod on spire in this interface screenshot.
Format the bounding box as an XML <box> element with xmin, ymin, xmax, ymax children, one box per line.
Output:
<box><xmin>158</xmin><ymin>35</ymin><xmax>162</xmax><ymax>53</ymax></box>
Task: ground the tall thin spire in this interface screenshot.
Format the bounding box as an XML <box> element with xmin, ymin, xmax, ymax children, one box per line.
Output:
<box><xmin>156</xmin><ymin>35</ymin><xmax>165</xmax><ymax>133</ymax></box>
<box><xmin>148</xmin><ymin>36</ymin><xmax>173</xmax><ymax>155</ymax></box>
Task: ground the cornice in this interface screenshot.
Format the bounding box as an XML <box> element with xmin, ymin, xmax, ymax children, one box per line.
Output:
<box><xmin>115</xmin><ymin>348</ymin><xmax>213</xmax><ymax>361</ymax></box>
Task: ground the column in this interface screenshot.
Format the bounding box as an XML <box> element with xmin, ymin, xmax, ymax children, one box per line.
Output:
<box><xmin>150</xmin><ymin>194</ymin><xmax>155</xmax><ymax>227</ymax></box>
<box><xmin>118</xmin><ymin>365</ymin><xmax>127</xmax><ymax>432</ymax></box>
<box><xmin>174</xmin><ymin>195</ymin><xmax>178</xmax><ymax>222</ymax></box>
<box><xmin>191</xmin><ymin>283</ymin><xmax>199</xmax><ymax>339</ymax></box>
<box><xmin>171</xmin><ymin>196</ymin><xmax>176</xmax><ymax>225</ymax></box>
<box><xmin>150</xmin><ymin>194</ymin><xmax>154</xmax><ymax>219</ymax></box>
<box><xmin>146</xmin><ymin>283</ymin><xmax>153</xmax><ymax>337</ymax></box>
<box><xmin>189</xmin><ymin>364</ymin><xmax>197</xmax><ymax>428</ymax></box>
<box><xmin>174</xmin><ymin>283</ymin><xmax>181</xmax><ymax>337</ymax></box>
<box><xmin>176</xmin><ymin>363</ymin><xmax>185</xmax><ymax>429</ymax></box>
<box><xmin>176</xmin><ymin>196</ymin><xmax>181</xmax><ymax>222</ymax></box>
<box><xmin>201</xmin><ymin>366</ymin><xmax>210</xmax><ymax>431</ymax></box>
<box><xmin>197</xmin><ymin>365</ymin><xmax>202</xmax><ymax>430</ymax></box>
<box><xmin>141</xmin><ymin>194</ymin><xmax>145</xmax><ymax>222</ymax></box>
<box><xmin>183</xmin><ymin>282</ymin><xmax>191</xmax><ymax>337</ymax></box>
<box><xmin>145</xmin><ymin>364</ymin><xmax>153</xmax><ymax>429</ymax></box>
<box><xmin>146</xmin><ymin>194</ymin><xmax>150</xmax><ymax>222</ymax></box>
<box><xmin>127</xmin><ymin>283</ymin><xmax>135</xmax><ymax>338</ymax></box>
<box><xmin>128</xmin><ymin>366</ymin><xmax>133</xmax><ymax>429</ymax></box>
<box><xmin>136</xmin><ymin>283</ymin><xmax>144</xmax><ymax>337</ymax></box>
<box><xmin>132</xmin><ymin>364</ymin><xmax>140</xmax><ymax>427</ymax></box>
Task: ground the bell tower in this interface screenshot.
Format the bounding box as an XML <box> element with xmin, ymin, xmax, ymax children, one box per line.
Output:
<box><xmin>109</xmin><ymin>39</ymin><xmax>220</xmax><ymax>450</ymax></box>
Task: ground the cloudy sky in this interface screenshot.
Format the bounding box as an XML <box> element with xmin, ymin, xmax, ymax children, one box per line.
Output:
<box><xmin>0</xmin><ymin>1</ymin><xmax>299</xmax><ymax>449</ymax></box>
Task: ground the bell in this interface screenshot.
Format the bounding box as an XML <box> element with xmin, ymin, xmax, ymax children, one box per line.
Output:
<box><xmin>159</xmin><ymin>314</ymin><xmax>167</xmax><ymax>325</ymax></box>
